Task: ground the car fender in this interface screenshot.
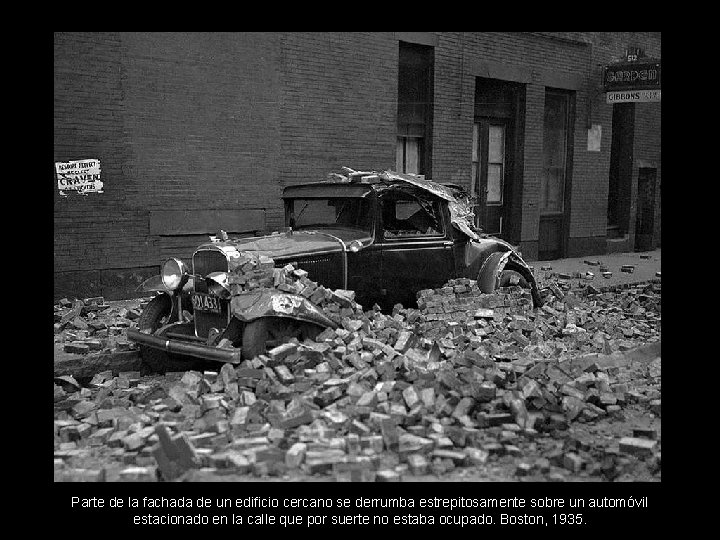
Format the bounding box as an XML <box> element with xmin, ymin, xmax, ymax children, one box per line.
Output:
<box><xmin>463</xmin><ymin>238</ymin><xmax>505</xmax><ymax>278</ymax></box>
<box><xmin>136</xmin><ymin>277</ymin><xmax>195</xmax><ymax>323</ymax></box>
<box><xmin>229</xmin><ymin>290</ymin><xmax>338</xmax><ymax>329</ymax></box>
<box><xmin>137</xmin><ymin>274</ymin><xmax>195</xmax><ymax>294</ymax></box>
<box><xmin>137</xmin><ymin>274</ymin><xmax>166</xmax><ymax>293</ymax></box>
<box><xmin>477</xmin><ymin>250</ymin><xmax>544</xmax><ymax>307</ymax></box>
<box><xmin>135</xmin><ymin>290</ymin><xmax>183</xmax><ymax>323</ymax></box>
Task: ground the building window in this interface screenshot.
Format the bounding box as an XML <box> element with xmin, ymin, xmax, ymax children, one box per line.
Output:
<box><xmin>486</xmin><ymin>124</ymin><xmax>505</xmax><ymax>204</ymax></box>
<box><xmin>396</xmin><ymin>136</ymin><xmax>421</xmax><ymax>174</ymax></box>
<box><xmin>397</xmin><ymin>41</ymin><xmax>434</xmax><ymax>176</ymax></box>
<box><xmin>471</xmin><ymin>123</ymin><xmax>480</xmax><ymax>198</ymax></box>
<box><xmin>541</xmin><ymin>91</ymin><xmax>570</xmax><ymax>214</ymax></box>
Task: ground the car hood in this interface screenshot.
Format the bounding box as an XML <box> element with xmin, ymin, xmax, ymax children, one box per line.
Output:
<box><xmin>195</xmin><ymin>229</ymin><xmax>370</xmax><ymax>260</ymax></box>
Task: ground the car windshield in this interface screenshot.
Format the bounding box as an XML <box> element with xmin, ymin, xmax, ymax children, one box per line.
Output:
<box><xmin>286</xmin><ymin>197</ymin><xmax>373</xmax><ymax>234</ymax></box>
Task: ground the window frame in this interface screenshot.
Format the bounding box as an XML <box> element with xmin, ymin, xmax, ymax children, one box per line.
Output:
<box><xmin>284</xmin><ymin>196</ymin><xmax>376</xmax><ymax>236</ymax></box>
<box><xmin>396</xmin><ymin>135</ymin><xmax>424</xmax><ymax>175</ymax></box>
<box><xmin>485</xmin><ymin>123</ymin><xmax>506</xmax><ymax>206</ymax></box>
<box><xmin>397</xmin><ymin>41</ymin><xmax>434</xmax><ymax>177</ymax></box>
<box><xmin>379</xmin><ymin>189</ymin><xmax>447</xmax><ymax>241</ymax></box>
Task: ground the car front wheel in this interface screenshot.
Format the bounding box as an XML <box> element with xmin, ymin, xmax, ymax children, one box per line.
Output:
<box><xmin>137</xmin><ymin>294</ymin><xmax>206</xmax><ymax>373</ymax></box>
<box><xmin>242</xmin><ymin>317</ymin><xmax>323</xmax><ymax>360</ymax></box>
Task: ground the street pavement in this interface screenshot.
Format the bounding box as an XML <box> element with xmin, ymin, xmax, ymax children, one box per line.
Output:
<box><xmin>532</xmin><ymin>249</ymin><xmax>661</xmax><ymax>289</ymax></box>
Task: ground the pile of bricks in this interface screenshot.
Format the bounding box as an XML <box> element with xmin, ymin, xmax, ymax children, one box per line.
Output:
<box><xmin>226</xmin><ymin>251</ymin><xmax>277</xmax><ymax>293</ymax></box>
<box><xmin>53</xmin><ymin>250</ymin><xmax>365</xmax><ymax>355</ymax></box>
<box><xmin>228</xmin><ymin>251</ymin><xmax>364</xmax><ymax>326</ymax></box>
<box><xmin>416</xmin><ymin>278</ymin><xmax>533</xmax><ymax>344</ymax></box>
<box><xmin>54</xmin><ymin>275</ymin><xmax>661</xmax><ymax>482</ymax></box>
<box><xmin>54</xmin><ymin>297</ymin><xmax>145</xmax><ymax>355</ymax></box>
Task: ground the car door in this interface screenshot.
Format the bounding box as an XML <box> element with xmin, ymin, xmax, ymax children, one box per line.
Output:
<box><xmin>378</xmin><ymin>188</ymin><xmax>456</xmax><ymax>308</ymax></box>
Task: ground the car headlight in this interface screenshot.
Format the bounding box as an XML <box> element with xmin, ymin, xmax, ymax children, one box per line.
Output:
<box><xmin>161</xmin><ymin>258</ymin><xmax>189</xmax><ymax>291</ymax></box>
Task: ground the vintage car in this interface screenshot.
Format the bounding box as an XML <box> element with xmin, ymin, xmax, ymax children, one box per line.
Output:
<box><xmin>127</xmin><ymin>169</ymin><xmax>543</xmax><ymax>372</ymax></box>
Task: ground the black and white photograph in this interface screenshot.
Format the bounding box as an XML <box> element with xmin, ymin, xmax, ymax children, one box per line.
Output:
<box><xmin>53</xmin><ymin>32</ymin><xmax>661</xmax><ymax>493</ymax></box>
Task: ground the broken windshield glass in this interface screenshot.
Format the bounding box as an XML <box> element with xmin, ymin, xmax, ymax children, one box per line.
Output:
<box><xmin>286</xmin><ymin>198</ymin><xmax>374</xmax><ymax>234</ymax></box>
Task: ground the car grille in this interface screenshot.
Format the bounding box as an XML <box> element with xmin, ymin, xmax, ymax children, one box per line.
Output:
<box><xmin>193</xmin><ymin>249</ymin><xmax>229</xmax><ymax>293</ymax></box>
<box><xmin>293</xmin><ymin>253</ymin><xmax>343</xmax><ymax>290</ymax></box>
<box><xmin>192</xmin><ymin>248</ymin><xmax>230</xmax><ymax>338</ymax></box>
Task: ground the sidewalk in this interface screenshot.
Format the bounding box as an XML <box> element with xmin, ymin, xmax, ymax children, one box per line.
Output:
<box><xmin>531</xmin><ymin>248</ymin><xmax>661</xmax><ymax>289</ymax></box>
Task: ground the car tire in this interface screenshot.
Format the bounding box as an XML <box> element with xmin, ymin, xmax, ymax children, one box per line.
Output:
<box><xmin>242</xmin><ymin>317</ymin><xmax>323</xmax><ymax>360</ymax></box>
<box><xmin>137</xmin><ymin>294</ymin><xmax>206</xmax><ymax>374</ymax></box>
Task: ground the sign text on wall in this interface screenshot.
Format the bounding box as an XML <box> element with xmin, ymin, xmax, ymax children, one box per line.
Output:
<box><xmin>55</xmin><ymin>159</ymin><xmax>104</xmax><ymax>196</ymax></box>
<box><xmin>606</xmin><ymin>89</ymin><xmax>661</xmax><ymax>104</ymax></box>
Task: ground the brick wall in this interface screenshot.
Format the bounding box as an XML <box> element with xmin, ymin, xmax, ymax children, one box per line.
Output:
<box><xmin>54</xmin><ymin>32</ymin><xmax>399</xmax><ymax>299</ymax></box>
<box><xmin>55</xmin><ymin>32</ymin><xmax>283</xmax><ymax>298</ymax></box>
<box><xmin>274</xmin><ymin>32</ymin><xmax>398</xmax><ymax>230</ymax></box>
<box><xmin>54</xmin><ymin>32</ymin><xmax>661</xmax><ymax>299</ymax></box>
<box><xmin>432</xmin><ymin>32</ymin><xmax>475</xmax><ymax>185</ymax></box>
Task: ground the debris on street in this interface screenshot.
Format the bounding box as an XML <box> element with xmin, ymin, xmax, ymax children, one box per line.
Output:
<box><xmin>54</xmin><ymin>260</ymin><xmax>661</xmax><ymax>482</ymax></box>
<box><xmin>55</xmin><ymin>296</ymin><xmax>145</xmax><ymax>355</ymax></box>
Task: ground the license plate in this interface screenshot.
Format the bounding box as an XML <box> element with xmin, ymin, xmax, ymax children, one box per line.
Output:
<box><xmin>191</xmin><ymin>293</ymin><xmax>222</xmax><ymax>314</ymax></box>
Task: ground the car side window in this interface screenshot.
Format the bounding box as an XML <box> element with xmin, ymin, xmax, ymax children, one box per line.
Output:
<box><xmin>381</xmin><ymin>193</ymin><xmax>444</xmax><ymax>238</ymax></box>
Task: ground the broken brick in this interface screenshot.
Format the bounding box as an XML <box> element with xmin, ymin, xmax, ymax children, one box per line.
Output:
<box><xmin>619</xmin><ymin>437</ymin><xmax>657</xmax><ymax>457</ymax></box>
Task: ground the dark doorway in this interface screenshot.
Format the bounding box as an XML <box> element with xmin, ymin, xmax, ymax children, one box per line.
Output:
<box><xmin>538</xmin><ymin>89</ymin><xmax>575</xmax><ymax>260</ymax></box>
<box><xmin>635</xmin><ymin>167</ymin><xmax>657</xmax><ymax>251</ymax></box>
<box><xmin>607</xmin><ymin>103</ymin><xmax>635</xmax><ymax>239</ymax></box>
<box><xmin>472</xmin><ymin>78</ymin><xmax>525</xmax><ymax>242</ymax></box>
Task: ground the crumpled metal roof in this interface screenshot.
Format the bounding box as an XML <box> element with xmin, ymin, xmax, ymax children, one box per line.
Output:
<box><xmin>378</xmin><ymin>170</ymin><xmax>481</xmax><ymax>240</ymax></box>
<box><xmin>335</xmin><ymin>168</ymin><xmax>482</xmax><ymax>241</ymax></box>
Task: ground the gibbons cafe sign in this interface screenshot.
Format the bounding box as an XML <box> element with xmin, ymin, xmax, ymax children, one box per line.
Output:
<box><xmin>603</xmin><ymin>48</ymin><xmax>661</xmax><ymax>104</ymax></box>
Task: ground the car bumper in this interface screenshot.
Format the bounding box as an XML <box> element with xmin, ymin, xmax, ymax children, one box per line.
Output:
<box><xmin>127</xmin><ymin>328</ymin><xmax>243</xmax><ymax>364</ymax></box>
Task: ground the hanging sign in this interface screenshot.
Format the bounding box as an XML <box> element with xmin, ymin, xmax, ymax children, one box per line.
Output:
<box><xmin>603</xmin><ymin>59</ymin><xmax>661</xmax><ymax>93</ymax></box>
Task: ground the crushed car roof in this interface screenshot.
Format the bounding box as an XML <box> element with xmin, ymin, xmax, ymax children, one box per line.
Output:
<box><xmin>282</xmin><ymin>168</ymin><xmax>482</xmax><ymax>240</ymax></box>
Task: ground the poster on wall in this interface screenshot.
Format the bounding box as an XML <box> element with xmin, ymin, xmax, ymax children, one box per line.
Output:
<box><xmin>587</xmin><ymin>124</ymin><xmax>602</xmax><ymax>152</ymax></box>
<box><xmin>55</xmin><ymin>159</ymin><xmax>104</xmax><ymax>196</ymax></box>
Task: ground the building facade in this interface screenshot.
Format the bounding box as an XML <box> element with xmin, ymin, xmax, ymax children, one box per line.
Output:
<box><xmin>54</xmin><ymin>32</ymin><xmax>661</xmax><ymax>299</ymax></box>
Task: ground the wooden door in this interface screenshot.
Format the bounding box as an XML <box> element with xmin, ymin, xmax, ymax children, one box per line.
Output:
<box><xmin>539</xmin><ymin>90</ymin><xmax>574</xmax><ymax>260</ymax></box>
<box><xmin>635</xmin><ymin>167</ymin><xmax>657</xmax><ymax>251</ymax></box>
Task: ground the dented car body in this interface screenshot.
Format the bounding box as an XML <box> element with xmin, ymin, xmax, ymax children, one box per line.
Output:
<box><xmin>127</xmin><ymin>169</ymin><xmax>542</xmax><ymax>368</ymax></box>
